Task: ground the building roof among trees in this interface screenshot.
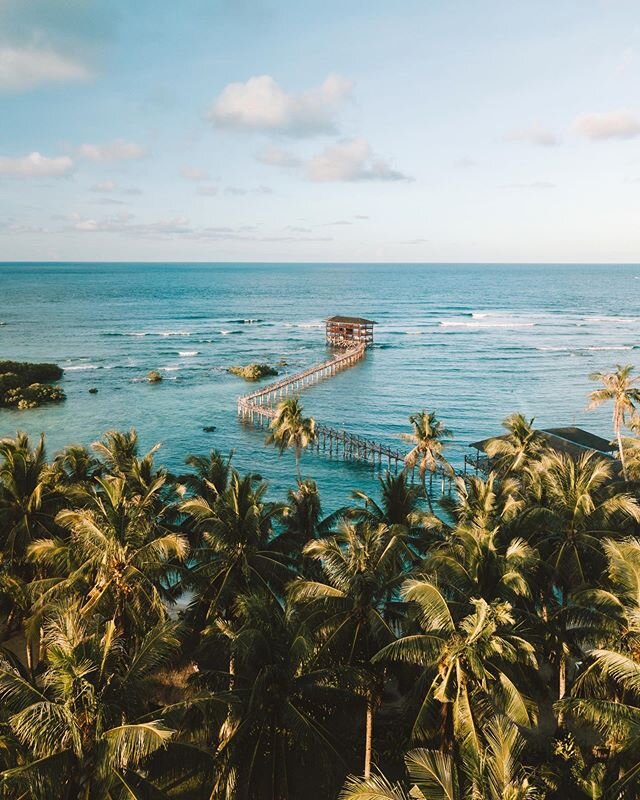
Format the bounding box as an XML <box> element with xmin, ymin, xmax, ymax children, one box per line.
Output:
<box><xmin>470</xmin><ymin>426</ymin><xmax>616</xmax><ymax>459</ymax></box>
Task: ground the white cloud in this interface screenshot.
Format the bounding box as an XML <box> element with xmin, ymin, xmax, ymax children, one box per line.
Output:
<box><xmin>0</xmin><ymin>151</ymin><xmax>73</xmax><ymax>177</ymax></box>
<box><xmin>77</xmin><ymin>139</ymin><xmax>147</xmax><ymax>161</ymax></box>
<box><xmin>0</xmin><ymin>46</ymin><xmax>90</xmax><ymax>92</ymax></box>
<box><xmin>66</xmin><ymin>212</ymin><xmax>331</xmax><ymax>243</ymax></box>
<box><xmin>209</xmin><ymin>73</ymin><xmax>353</xmax><ymax>137</ymax></box>
<box><xmin>507</xmin><ymin>124</ymin><xmax>559</xmax><ymax>147</ymax></box>
<box><xmin>573</xmin><ymin>111</ymin><xmax>640</xmax><ymax>141</ymax></box>
<box><xmin>181</xmin><ymin>166</ymin><xmax>209</xmax><ymax>181</ymax></box>
<box><xmin>90</xmin><ymin>180</ymin><xmax>116</xmax><ymax>192</ymax></box>
<box><xmin>305</xmin><ymin>138</ymin><xmax>411</xmax><ymax>183</ymax></box>
<box><xmin>197</xmin><ymin>185</ymin><xmax>219</xmax><ymax>196</ymax></box>
<box><xmin>257</xmin><ymin>144</ymin><xmax>302</xmax><ymax>168</ymax></box>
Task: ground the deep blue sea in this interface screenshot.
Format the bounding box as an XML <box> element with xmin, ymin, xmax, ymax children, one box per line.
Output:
<box><xmin>1</xmin><ymin>262</ymin><xmax>638</xmax><ymax>510</ymax></box>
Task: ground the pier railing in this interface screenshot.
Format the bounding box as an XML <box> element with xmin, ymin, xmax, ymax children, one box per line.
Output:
<box><xmin>236</xmin><ymin>343</ymin><xmax>459</xmax><ymax>490</ymax></box>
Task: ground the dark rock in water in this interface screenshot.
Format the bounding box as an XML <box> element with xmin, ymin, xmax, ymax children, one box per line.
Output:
<box><xmin>89</xmin><ymin>387</ymin><xmax>98</xmax><ymax>394</ymax></box>
<box><xmin>0</xmin><ymin>360</ymin><xmax>65</xmax><ymax>409</ymax></box>
<box><xmin>227</xmin><ymin>363</ymin><xmax>278</xmax><ymax>381</ymax></box>
<box><xmin>202</xmin><ymin>425</ymin><xmax>216</xmax><ymax>433</ymax></box>
<box><xmin>147</xmin><ymin>370</ymin><xmax>163</xmax><ymax>383</ymax></box>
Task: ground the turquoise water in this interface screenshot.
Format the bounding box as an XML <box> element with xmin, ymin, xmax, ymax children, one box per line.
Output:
<box><xmin>1</xmin><ymin>262</ymin><xmax>638</xmax><ymax>508</ymax></box>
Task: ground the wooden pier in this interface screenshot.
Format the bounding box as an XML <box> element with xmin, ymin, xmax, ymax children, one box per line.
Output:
<box><xmin>237</xmin><ymin>344</ymin><xmax>407</xmax><ymax>470</ymax></box>
<box><xmin>236</xmin><ymin>330</ymin><xmax>458</xmax><ymax>490</ymax></box>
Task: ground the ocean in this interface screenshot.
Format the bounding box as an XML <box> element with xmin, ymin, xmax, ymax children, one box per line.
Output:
<box><xmin>1</xmin><ymin>262</ymin><xmax>638</xmax><ymax>510</ymax></box>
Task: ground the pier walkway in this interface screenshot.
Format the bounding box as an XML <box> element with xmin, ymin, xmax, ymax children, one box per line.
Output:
<box><xmin>237</xmin><ymin>343</ymin><xmax>455</xmax><ymax>491</ymax></box>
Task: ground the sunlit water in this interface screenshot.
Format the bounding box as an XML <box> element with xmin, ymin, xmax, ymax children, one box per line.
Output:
<box><xmin>1</xmin><ymin>262</ymin><xmax>638</xmax><ymax>510</ymax></box>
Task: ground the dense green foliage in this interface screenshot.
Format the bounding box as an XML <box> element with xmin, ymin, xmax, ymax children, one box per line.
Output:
<box><xmin>3</xmin><ymin>367</ymin><xmax>640</xmax><ymax>798</ymax></box>
<box><xmin>228</xmin><ymin>363</ymin><xmax>279</xmax><ymax>381</ymax></box>
<box><xmin>0</xmin><ymin>361</ymin><xmax>65</xmax><ymax>409</ymax></box>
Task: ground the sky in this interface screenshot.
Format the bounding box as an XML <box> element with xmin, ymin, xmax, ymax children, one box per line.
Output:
<box><xmin>1</xmin><ymin>0</ymin><xmax>640</xmax><ymax>263</ymax></box>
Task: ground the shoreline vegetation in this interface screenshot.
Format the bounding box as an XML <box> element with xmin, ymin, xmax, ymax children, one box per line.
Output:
<box><xmin>0</xmin><ymin>360</ymin><xmax>65</xmax><ymax>409</ymax></box>
<box><xmin>3</xmin><ymin>365</ymin><xmax>640</xmax><ymax>798</ymax></box>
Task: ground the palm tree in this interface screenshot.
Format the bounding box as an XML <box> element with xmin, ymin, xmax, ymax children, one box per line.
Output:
<box><xmin>267</xmin><ymin>397</ymin><xmax>316</xmax><ymax>483</ymax></box>
<box><xmin>340</xmin><ymin>715</ymin><xmax>541</xmax><ymax>800</ymax></box>
<box><xmin>29</xmin><ymin>473</ymin><xmax>188</xmax><ymax>637</ymax></box>
<box><xmin>588</xmin><ymin>364</ymin><xmax>640</xmax><ymax>480</ymax></box>
<box><xmin>348</xmin><ymin>471</ymin><xmax>434</xmax><ymax>565</ymax></box>
<box><xmin>430</xmin><ymin>474</ymin><xmax>535</xmax><ymax>606</ymax></box>
<box><xmin>179</xmin><ymin>448</ymin><xmax>233</xmax><ymax>507</ymax></box>
<box><xmin>524</xmin><ymin>451</ymin><xmax>640</xmax><ymax>708</ymax></box>
<box><xmin>206</xmin><ymin>592</ymin><xmax>352</xmax><ymax>799</ymax></box>
<box><xmin>0</xmin><ymin>432</ymin><xmax>61</xmax><ymax>571</ymax></box>
<box><xmin>374</xmin><ymin>579</ymin><xmax>536</xmax><ymax>760</ymax></box>
<box><xmin>289</xmin><ymin>522</ymin><xmax>407</xmax><ymax>779</ymax></box>
<box><xmin>180</xmin><ymin>470</ymin><xmax>290</xmax><ymax>640</ymax></box>
<box><xmin>401</xmin><ymin>410</ymin><xmax>453</xmax><ymax>512</ymax></box>
<box><xmin>0</xmin><ymin>604</ymin><xmax>179</xmax><ymax>798</ymax></box>
<box><xmin>484</xmin><ymin>413</ymin><xmax>542</xmax><ymax>477</ymax></box>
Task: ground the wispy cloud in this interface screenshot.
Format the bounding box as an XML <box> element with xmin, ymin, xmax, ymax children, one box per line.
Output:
<box><xmin>506</xmin><ymin>124</ymin><xmax>559</xmax><ymax>147</ymax></box>
<box><xmin>90</xmin><ymin>180</ymin><xmax>116</xmax><ymax>193</ymax></box>
<box><xmin>77</xmin><ymin>139</ymin><xmax>147</xmax><ymax>161</ymax></box>
<box><xmin>505</xmin><ymin>181</ymin><xmax>556</xmax><ymax>189</ymax></box>
<box><xmin>573</xmin><ymin>111</ymin><xmax>640</xmax><ymax>141</ymax></box>
<box><xmin>209</xmin><ymin>73</ymin><xmax>353</xmax><ymax>137</ymax></box>
<box><xmin>0</xmin><ymin>45</ymin><xmax>90</xmax><ymax>92</ymax></box>
<box><xmin>66</xmin><ymin>211</ymin><xmax>332</xmax><ymax>243</ymax></box>
<box><xmin>257</xmin><ymin>145</ymin><xmax>302</xmax><ymax>168</ymax></box>
<box><xmin>306</xmin><ymin>138</ymin><xmax>412</xmax><ymax>183</ymax></box>
<box><xmin>181</xmin><ymin>166</ymin><xmax>209</xmax><ymax>181</ymax></box>
<box><xmin>0</xmin><ymin>151</ymin><xmax>73</xmax><ymax>177</ymax></box>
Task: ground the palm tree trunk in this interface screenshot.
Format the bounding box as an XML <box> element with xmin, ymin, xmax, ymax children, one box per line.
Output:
<box><xmin>364</xmin><ymin>693</ymin><xmax>373</xmax><ymax>779</ymax></box>
<box><xmin>422</xmin><ymin>472</ymin><xmax>434</xmax><ymax>513</ymax></box>
<box><xmin>295</xmin><ymin>448</ymin><xmax>302</xmax><ymax>484</ymax></box>
<box><xmin>617</xmin><ymin>429</ymin><xmax>628</xmax><ymax>481</ymax></box>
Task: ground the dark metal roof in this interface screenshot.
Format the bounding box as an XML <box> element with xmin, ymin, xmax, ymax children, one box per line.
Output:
<box><xmin>469</xmin><ymin>426</ymin><xmax>616</xmax><ymax>459</ymax></box>
<box><xmin>326</xmin><ymin>316</ymin><xmax>377</xmax><ymax>325</ymax></box>
<box><xmin>543</xmin><ymin>427</ymin><xmax>616</xmax><ymax>453</ymax></box>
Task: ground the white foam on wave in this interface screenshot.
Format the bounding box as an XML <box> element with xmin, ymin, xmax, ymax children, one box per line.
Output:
<box><xmin>591</xmin><ymin>316</ymin><xmax>636</xmax><ymax>324</ymax></box>
<box><xmin>159</xmin><ymin>331</ymin><xmax>190</xmax><ymax>337</ymax></box>
<box><xmin>587</xmin><ymin>345</ymin><xmax>633</xmax><ymax>351</ymax></box>
<box><xmin>440</xmin><ymin>321</ymin><xmax>535</xmax><ymax>329</ymax></box>
<box><xmin>161</xmin><ymin>366</ymin><xmax>180</xmax><ymax>371</ymax></box>
<box><xmin>537</xmin><ymin>346</ymin><xmax>571</xmax><ymax>351</ymax></box>
<box><xmin>65</xmin><ymin>364</ymin><xmax>97</xmax><ymax>371</ymax></box>
<box><xmin>179</xmin><ymin>350</ymin><xmax>199</xmax><ymax>356</ymax></box>
<box><xmin>220</xmin><ymin>330</ymin><xmax>231</xmax><ymax>335</ymax></box>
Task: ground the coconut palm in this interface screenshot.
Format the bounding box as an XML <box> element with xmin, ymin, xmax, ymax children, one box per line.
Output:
<box><xmin>0</xmin><ymin>432</ymin><xmax>61</xmax><ymax>571</ymax></box>
<box><xmin>524</xmin><ymin>451</ymin><xmax>640</xmax><ymax>710</ymax></box>
<box><xmin>589</xmin><ymin>364</ymin><xmax>640</xmax><ymax>480</ymax></box>
<box><xmin>290</xmin><ymin>522</ymin><xmax>408</xmax><ymax>779</ymax></box>
<box><xmin>484</xmin><ymin>413</ymin><xmax>542</xmax><ymax>478</ymax></box>
<box><xmin>374</xmin><ymin>579</ymin><xmax>536</xmax><ymax>759</ymax></box>
<box><xmin>429</xmin><ymin>475</ymin><xmax>536</xmax><ymax>606</ymax></box>
<box><xmin>402</xmin><ymin>410</ymin><xmax>453</xmax><ymax>512</ymax></box>
<box><xmin>208</xmin><ymin>592</ymin><xmax>353</xmax><ymax>800</ymax></box>
<box><xmin>267</xmin><ymin>397</ymin><xmax>316</xmax><ymax>482</ymax></box>
<box><xmin>28</xmin><ymin>473</ymin><xmax>188</xmax><ymax>637</ymax></box>
<box><xmin>340</xmin><ymin>715</ymin><xmax>541</xmax><ymax>800</ymax></box>
<box><xmin>180</xmin><ymin>470</ymin><xmax>290</xmax><ymax>637</ymax></box>
<box><xmin>0</xmin><ymin>603</ymin><xmax>179</xmax><ymax>798</ymax></box>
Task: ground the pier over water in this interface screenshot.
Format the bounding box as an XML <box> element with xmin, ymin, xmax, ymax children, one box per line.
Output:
<box><xmin>236</xmin><ymin>316</ymin><xmax>458</xmax><ymax>492</ymax></box>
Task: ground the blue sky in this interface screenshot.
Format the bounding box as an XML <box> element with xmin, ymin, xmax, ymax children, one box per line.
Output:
<box><xmin>1</xmin><ymin>0</ymin><xmax>640</xmax><ymax>262</ymax></box>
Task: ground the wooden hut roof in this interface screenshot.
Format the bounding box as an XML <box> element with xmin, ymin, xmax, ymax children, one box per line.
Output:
<box><xmin>470</xmin><ymin>426</ymin><xmax>616</xmax><ymax>459</ymax></box>
<box><xmin>326</xmin><ymin>316</ymin><xmax>377</xmax><ymax>325</ymax></box>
